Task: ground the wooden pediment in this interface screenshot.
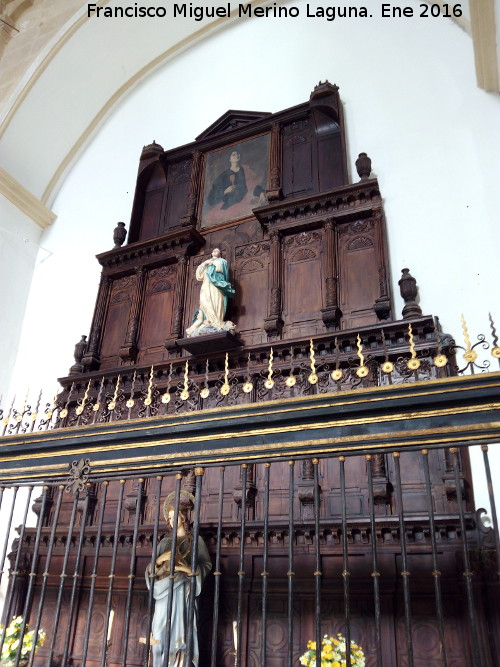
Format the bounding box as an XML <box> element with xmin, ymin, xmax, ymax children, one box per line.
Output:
<box><xmin>195</xmin><ymin>109</ymin><xmax>272</xmax><ymax>140</ymax></box>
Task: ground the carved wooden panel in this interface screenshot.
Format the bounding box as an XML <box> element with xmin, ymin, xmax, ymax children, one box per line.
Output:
<box><xmin>138</xmin><ymin>163</ymin><xmax>166</xmax><ymax>241</ymax></box>
<box><xmin>163</xmin><ymin>159</ymin><xmax>192</xmax><ymax>233</ymax></box>
<box><xmin>137</xmin><ymin>265</ymin><xmax>177</xmax><ymax>365</ymax></box>
<box><xmin>100</xmin><ymin>275</ymin><xmax>137</xmax><ymax>368</ymax></box>
<box><xmin>233</xmin><ymin>241</ymin><xmax>270</xmax><ymax>346</ymax></box>
<box><xmin>281</xmin><ymin>117</ymin><xmax>317</xmax><ymax>198</ymax></box>
<box><xmin>337</xmin><ymin>219</ymin><xmax>379</xmax><ymax>330</ymax></box>
<box><xmin>282</xmin><ymin>231</ymin><xmax>324</xmax><ymax>338</ymax></box>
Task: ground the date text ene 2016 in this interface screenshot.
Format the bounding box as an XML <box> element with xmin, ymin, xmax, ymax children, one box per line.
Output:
<box><xmin>382</xmin><ymin>4</ymin><xmax>463</xmax><ymax>18</ymax></box>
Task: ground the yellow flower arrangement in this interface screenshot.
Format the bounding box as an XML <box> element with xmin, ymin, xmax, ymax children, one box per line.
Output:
<box><xmin>299</xmin><ymin>634</ymin><xmax>365</xmax><ymax>667</ymax></box>
<box><xmin>0</xmin><ymin>616</ymin><xmax>46</xmax><ymax>665</ymax></box>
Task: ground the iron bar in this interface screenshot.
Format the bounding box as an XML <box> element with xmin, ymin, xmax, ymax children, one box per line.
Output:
<box><xmin>81</xmin><ymin>481</ymin><xmax>109</xmax><ymax>667</ymax></box>
<box><xmin>29</xmin><ymin>485</ymin><xmax>64</xmax><ymax>667</ymax></box>
<box><xmin>46</xmin><ymin>490</ymin><xmax>80</xmax><ymax>667</ymax></box>
<box><xmin>393</xmin><ymin>452</ymin><xmax>414</xmax><ymax>667</ymax></box>
<box><xmin>0</xmin><ymin>486</ymin><xmax>18</xmax><ymax>590</ymax></box>
<box><xmin>366</xmin><ymin>455</ymin><xmax>383</xmax><ymax>667</ymax></box>
<box><xmin>0</xmin><ymin>486</ymin><xmax>33</xmax><ymax>658</ymax></box>
<box><xmin>185</xmin><ymin>468</ymin><xmax>204</xmax><ymax>666</ymax></box>
<box><xmin>339</xmin><ymin>457</ymin><xmax>351</xmax><ymax>663</ymax></box>
<box><xmin>236</xmin><ymin>464</ymin><xmax>248</xmax><ymax>667</ymax></box>
<box><xmin>100</xmin><ymin>480</ymin><xmax>125</xmax><ymax>667</ymax></box>
<box><xmin>121</xmin><ymin>478</ymin><xmax>144</xmax><ymax>667</ymax></box>
<box><xmin>421</xmin><ymin>450</ymin><xmax>448</xmax><ymax>667</ymax></box>
<box><xmin>210</xmin><ymin>467</ymin><xmax>225</xmax><ymax>667</ymax></box>
<box><xmin>481</xmin><ymin>445</ymin><xmax>500</xmax><ymax>578</ymax></box>
<box><xmin>451</xmin><ymin>448</ymin><xmax>482</xmax><ymax>667</ymax></box>
<box><xmin>261</xmin><ymin>463</ymin><xmax>271</xmax><ymax>667</ymax></box>
<box><xmin>287</xmin><ymin>460</ymin><xmax>295</xmax><ymax>667</ymax></box>
<box><xmin>144</xmin><ymin>476</ymin><xmax>163</xmax><ymax>667</ymax></box>
<box><xmin>62</xmin><ymin>485</ymin><xmax>91</xmax><ymax>667</ymax></box>
<box><xmin>313</xmin><ymin>459</ymin><xmax>321</xmax><ymax>667</ymax></box>
<box><xmin>13</xmin><ymin>487</ymin><xmax>49</xmax><ymax>667</ymax></box>
<box><xmin>162</xmin><ymin>474</ymin><xmax>182</xmax><ymax>667</ymax></box>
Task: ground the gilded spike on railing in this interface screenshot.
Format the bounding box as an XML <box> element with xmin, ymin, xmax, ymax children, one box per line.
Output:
<box><xmin>331</xmin><ymin>337</ymin><xmax>342</xmax><ymax>381</ymax></box>
<box><xmin>92</xmin><ymin>377</ymin><xmax>105</xmax><ymax>424</ymax></box>
<box><xmin>432</xmin><ymin>322</ymin><xmax>448</xmax><ymax>368</ymax></box>
<box><xmin>461</xmin><ymin>314</ymin><xmax>478</xmax><ymax>364</ymax></box>
<box><xmin>200</xmin><ymin>360</ymin><xmax>210</xmax><ymax>400</ymax></box>
<box><xmin>380</xmin><ymin>329</ymin><xmax>394</xmax><ymax>374</ymax></box>
<box><xmin>286</xmin><ymin>347</ymin><xmax>296</xmax><ymax>387</ymax></box>
<box><xmin>308</xmin><ymin>339</ymin><xmax>318</xmax><ymax>385</ymax></box>
<box><xmin>406</xmin><ymin>323</ymin><xmax>421</xmax><ymax>370</ymax></box>
<box><xmin>355</xmin><ymin>334</ymin><xmax>369</xmax><ymax>378</ymax></box>
<box><xmin>243</xmin><ymin>353</ymin><xmax>254</xmax><ymax>394</ymax></box>
<box><xmin>220</xmin><ymin>353</ymin><xmax>230</xmax><ymax>396</ymax></box>
<box><xmin>108</xmin><ymin>375</ymin><xmax>121</xmax><ymax>411</ymax></box>
<box><xmin>264</xmin><ymin>347</ymin><xmax>275</xmax><ymax>389</ymax></box>
<box><xmin>180</xmin><ymin>361</ymin><xmax>190</xmax><ymax>400</ymax></box>
<box><xmin>162</xmin><ymin>364</ymin><xmax>173</xmax><ymax>404</ymax></box>
<box><xmin>60</xmin><ymin>383</ymin><xmax>75</xmax><ymax>419</ymax></box>
<box><xmin>75</xmin><ymin>380</ymin><xmax>91</xmax><ymax>417</ymax></box>
<box><xmin>144</xmin><ymin>366</ymin><xmax>154</xmax><ymax>406</ymax></box>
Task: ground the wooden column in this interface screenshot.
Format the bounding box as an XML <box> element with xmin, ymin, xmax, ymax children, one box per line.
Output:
<box><xmin>320</xmin><ymin>217</ymin><xmax>342</xmax><ymax>330</ymax></box>
<box><xmin>372</xmin><ymin>207</ymin><xmax>392</xmax><ymax>320</ymax></box>
<box><xmin>266</xmin><ymin>122</ymin><xmax>282</xmax><ymax>202</ymax></box>
<box><xmin>263</xmin><ymin>230</ymin><xmax>284</xmax><ymax>339</ymax></box>
<box><xmin>82</xmin><ymin>275</ymin><xmax>111</xmax><ymax>371</ymax></box>
<box><xmin>119</xmin><ymin>267</ymin><xmax>146</xmax><ymax>363</ymax></box>
<box><xmin>165</xmin><ymin>255</ymin><xmax>188</xmax><ymax>353</ymax></box>
<box><xmin>181</xmin><ymin>151</ymin><xmax>202</xmax><ymax>226</ymax></box>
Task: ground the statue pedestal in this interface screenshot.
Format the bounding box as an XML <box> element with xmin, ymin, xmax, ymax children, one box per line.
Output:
<box><xmin>176</xmin><ymin>331</ymin><xmax>244</xmax><ymax>356</ymax></box>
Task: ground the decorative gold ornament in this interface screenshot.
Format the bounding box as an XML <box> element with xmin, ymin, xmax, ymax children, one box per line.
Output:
<box><xmin>181</xmin><ymin>360</ymin><xmax>189</xmax><ymax>400</ymax></box>
<box><xmin>433</xmin><ymin>354</ymin><xmax>448</xmax><ymax>368</ymax></box>
<box><xmin>60</xmin><ymin>408</ymin><xmax>68</xmax><ymax>419</ymax></box>
<box><xmin>1</xmin><ymin>417</ymin><xmax>8</xmax><ymax>426</ymax></box>
<box><xmin>308</xmin><ymin>338</ymin><xmax>317</xmax><ymax>384</ymax></box>
<box><xmin>265</xmin><ymin>347</ymin><xmax>274</xmax><ymax>390</ymax></box>
<box><xmin>243</xmin><ymin>382</ymin><xmax>254</xmax><ymax>393</ymax></box>
<box><xmin>220</xmin><ymin>353</ymin><xmax>230</xmax><ymax>397</ymax></box>
<box><xmin>126</xmin><ymin>398</ymin><xmax>135</xmax><ymax>408</ymax></box>
<box><xmin>15</xmin><ymin>413</ymin><xmax>22</xmax><ymax>423</ymax></box>
<box><xmin>381</xmin><ymin>361</ymin><xmax>394</xmax><ymax>374</ymax></box>
<box><xmin>331</xmin><ymin>368</ymin><xmax>342</xmax><ymax>381</ymax></box>
<box><xmin>355</xmin><ymin>334</ymin><xmax>368</xmax><ymax>378</ymax></box>
<box><xmin>285</xmin><ymin>375</ymin><xmax>296</xmax><ymax>387</ymax></box>
<box><xmin>145</xmin><ymin>365</ymin><xmax>154</xmax><ymax>406</ymax></box>
<box><xmin>144</xmin><ymin>397</ymin><xmax>152</xmax><ymax>406</ymax></box>
<box><xmin>407</xmin><ymin>358</ymin><xmax>421</xmax><ymax>370</ymax></box>
<box><xmin>93</xmin><ymin>403</ymin><xmax>100</xmax><ymax>412</ymax></box>
<box><xmin>75</xmin><ymin>405</ymin><xmax>84</xmax><ymax>416</ymax></box>
<box><xmin>492</xmin><ymin>347</ymin><xmax>500</xmax><ymax>359</ymax></box>
<box><xmin>108</xmin><ymin>375</ymin><xmax>121</xmax><ymax>412</ymax></box>
<box><xmin>463</xmin><ymin>349</ymin><xmax>478</xmax><ymax>363</ymax></box>
<box><xmin>200</xmin><ymin>387</ymin><xmax>210</xmax><ymax>399</ymax></box>
<box><xmin>161</xmin><ymin>392</ymin><xmax>171</xmax><ymax>404</ymax></box>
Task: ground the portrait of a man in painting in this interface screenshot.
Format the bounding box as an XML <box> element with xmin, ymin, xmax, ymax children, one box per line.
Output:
<box><xmin>201</xmin><ymin>133</ymin><xmax>270</xmax><ymax>229</ymax></box>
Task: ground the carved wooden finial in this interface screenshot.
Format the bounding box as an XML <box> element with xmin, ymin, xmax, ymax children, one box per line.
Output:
<box><xmin>399</xmin><ymin>268</ymin><xmax>423</xmax><ymax>319</ymax></box>
<box><xmin>355</xmin><ymin>152</ymin><xmax>372</xmax><ymax>180</ymax></box>
<box><xmin>113</xmin><ymin>221</ymin><xmax>127</xmax><ymax>248</ymax></box>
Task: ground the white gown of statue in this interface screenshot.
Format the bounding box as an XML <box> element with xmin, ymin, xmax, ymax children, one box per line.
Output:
<box><xmin>195</xmin><ymin>258</ymin><xmax>226</xmax><ymax>328</ymax></box>
<box><xmin>146</xmin><ymin>537</ymin><xmax>211</xmax><ymax>667</ymax></box>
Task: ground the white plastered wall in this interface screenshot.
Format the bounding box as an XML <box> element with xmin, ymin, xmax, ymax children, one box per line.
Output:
<box><xmin>2</xmin><ymin>1</ymin><xmax>500</xmax><ymax>510</ymax></box>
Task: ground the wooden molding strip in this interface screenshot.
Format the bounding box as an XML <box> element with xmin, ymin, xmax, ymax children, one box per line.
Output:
<box><xmin>470</xmin><ymin>0</ymin><xmax>500</xmax><ymax>92</ymax></box>
<box><xmin>0</xmin><ymin>167</ymin><xmax>56</xmax><ymax>229</ymax></box>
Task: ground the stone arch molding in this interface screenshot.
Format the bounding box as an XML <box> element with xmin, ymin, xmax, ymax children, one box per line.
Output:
<box><xmin>0</xmin><ymin>0</ymin><xmax>268</xmax><ymax>222</ymax></box>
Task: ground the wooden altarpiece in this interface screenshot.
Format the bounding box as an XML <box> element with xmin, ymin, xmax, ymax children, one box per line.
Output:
<box><xmin>6</xmin><ymin>83</ymin><xmax>497</xmax><ymax>667</ymax></box>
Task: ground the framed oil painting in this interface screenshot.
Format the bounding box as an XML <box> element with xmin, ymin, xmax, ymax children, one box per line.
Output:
<box><xmin>200</xmin><ymin>133</ymin><xmax>270</xmax><ymax>229</ymax></box>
